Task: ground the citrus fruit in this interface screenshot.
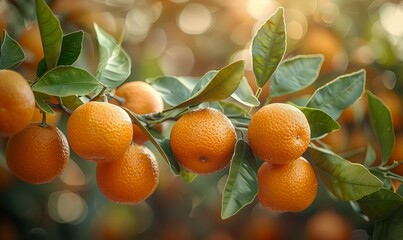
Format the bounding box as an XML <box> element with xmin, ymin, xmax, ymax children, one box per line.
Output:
<box><xmin>113</xmin><ymin>81</ymin><xmax>164</xmax><ymax>145</ymax></box>
<box><xmin>0</xmin><ymin>69</ymin><xmax>35</xmax><ymax>137</ymax></box>
<box><xmin>258</xmin><ymin>156</ymin><xmax>318</xmax><ymax>212</ymax></box>
<box><xmin>19</xmin><ymin>23</ymin><xmax>44</xmax><ymax>70</ymax></box>
<box><xmin>170</xmin><ymin>107</ymin><xmax>236</xmax><ymax>175</ymax></box>
<box><xmin>96</xmin><ymin>144</ymin><xmax>159</xmax><ymax>204</ymax></box>
<box><xmin>299</xmin><ymin>26</ymin><xmax>344</xmax><ymax>73</ymax></box>
<box><xmin>31</xmin><ymin>108</ymin><xmax>62</xmax><ymax>126</ymax></box>
<box><xmin>6</xmin><ymin>123</ymin><xmax>69</xmax><ymax>184</ymax></box>
<box><xmin>248</xmin><ymin>103</ymin><xmax>310</xmax><ymax>165</ymax></box>
<box><xmin>67</xmin><ymin>101</ymin><xmax>133</xmax><ymax>162</ymax></box>
<box><xmin>305</xmin><ymin>210</ymin><xmax>352</xmax><ymax>240</ymax></box>
<box><xmin>389</xmin><ymin>133</ymin><xmax>403</xmax><ymax>176</ymax></box>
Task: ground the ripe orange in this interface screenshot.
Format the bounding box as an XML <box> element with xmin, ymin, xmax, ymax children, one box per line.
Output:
<box><xmin>0</xmin><ymin>70</ymin><xmax>35</xmax><ymax>137</ymax></box>
<box><xmin>19</xmin><ymin>23</ymin><xmax>44</xmax><ymax>70</ymax></box>
<box><xmin>170</xmin><ymin>107</ymin><xmax>236</xmax><ymax>175</ymax></box>
<box><xmin>248</xmin><ymin>103</ymin><xmax>310</xmax><ymax>165</ymax></box>
<box><xmin>67</xmin><ymin>101</ymin><xmax>133</xmax><ymax>162</ymax></box>
<box><xmin>6</xmin><ymin>123</ymin><xmax>69</xmax><ymax>184</ymax></box>
<box><xmin>299</xmin><ymin>26</ymin><xmax>344</xmax><ymax>73</ymax></box>
<box><xmin>305</xmin><ymin>210</ymin><xmax>352</xmax><ymax>240</ymax></box>
<box><xmin>388</xmin><ymin>133</ymin><xmax>403</xmax><ymax>176</ymax></box>
<box><xmin>113</xmin><ymin>81</ymin><xmax>164</xmax><ymax>145</ymax></box>
<box><xmin>31</xmin><ymin>108</ymin><xmax>62</xmax><ymax>126</ymax></box>
<box><xmin>258</xmin><ymin>157</ymin><xmax>318</xmax><ymax>212</ymax></box>
<box><xmin>96</xmin><ymin>144</ymin><xmax>159</xmax><ymax>204</ymax></box>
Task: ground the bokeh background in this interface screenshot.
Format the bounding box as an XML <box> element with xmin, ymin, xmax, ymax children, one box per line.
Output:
<box><xmin>0</xmin><ymin>0</ymin><xmax>402</xmax><ymax>239</ymax></box>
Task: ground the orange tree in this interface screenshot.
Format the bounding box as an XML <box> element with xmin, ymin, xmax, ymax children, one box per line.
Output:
<box><xmin>0</xmin><ymin>1</ymin><xmax>402</xmax><ymax>239</ymax></box>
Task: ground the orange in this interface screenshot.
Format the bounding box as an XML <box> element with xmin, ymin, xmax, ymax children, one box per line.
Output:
<box><xmin>19</xmin><ymin>23</ymin><xmax>44</xmax><ymax>70</ymax></box>
<box><xmin>258</xmin><ymin>157</ymin><xmax>318</xmax><ymax>212</ymax></box>
<box><xmin>96</xmin><ymin>144</ymin><xmax>159</xmax><ymax>204</ymax></box>
<box><xmin>377</xmin><ymin>90</ymin><xmax>403</xmax><ymax>130</ymax></box>
<box><xmin>31</xmin><ymin>108</ymin><xmax>62</xmax><ymax>126</ymax></box>
<box><xmin>388</xmin><ymin>133</ymin><xmax>403</xmax><ymax>176</ymax></box>
<box><xmin>67</xmin><ymin>101</ymin><xmax>133</xmax><ymax>162</ymax></box>
<box><xmin>0</xmin><ymin>69</ymin><xmax>35</xmax><ymax>137</ymax></box>
<box><xmin>6</xmin><ymin>123</ymin><xmax>69</xmax><ymax>184</ymax></box>
<box><xmin>305</xmin><ymin>210</ymin><xmax>352</xmax><ymax>240</ymax></box>
<box><xmin>113</xmin><ymin>81</ymin><xmax>164</xmax><ymax>145</ymax></box>
<box><xmin>170</xmin><ymin>107</ymin><xmax>236</xmax><ymax>175</ymax></box>
<box><xmin>299</xmin><ymin>26</ymin><xmax>344</xmax><ymax>73</ymax></box>
<box><xmin>248</xmin><ymin>103</ymin><xmax>310</xmax><ymax>165</ymax></box>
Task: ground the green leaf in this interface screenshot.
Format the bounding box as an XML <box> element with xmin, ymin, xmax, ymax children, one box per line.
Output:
<box><xmin>306</xmin><ymin>70</ymin><xmax>366</xmax><ymax>119</ymax></box>
<box><xmin>191</xmin><ymin>70</ymin><xmax>217</xmax><ymax>96</ymax></box>
<box><xmin>221</xmin><ymin>140</ymin><xmax>258</xmax><ymax>219</ymax></box>
<box><xmin>180</xmin><ymin>168</ymin><xmax>198</xmax><ymax>183</ymax></box>
<box><xmin>57</xmin><ymin>31</ymin><xmax>84</xmax><ymax>66</ymax></box>
<box><xmin>171</xmin><ymin>60</ymin><xmax>245</xmax><ymax>110</ymax></box>
<box><xmin>35</xmin><ymin>0</ymin><xmax>63</xmax><ymax>70</ymax></box>
<box><xmin>297</xmin><ymin>106</ymin><xmax>340</xmax><ymax>139</ymax></box>
<box><xmin>220</xmin><ymin>102</ymin><xmax>251</xmax><ymax>124</ymax></box>
<box><xmin>147</xmin><ymin>76</ymin><xmax>190</xmax><ymax>106</ymax></box>
<box><xmin>32</xmin><ymin>66</ymin><xmax>99</xmax><ymax>97</ymax></box>
<box><xmin>372</xmin><ymin>206</ymin><xmax>403</xmax><ymax>240</ymax></box>
<box><xmin>364</xmin><ymin>143</ymin><xmax>376</xmax><ymax>167</ymax></box>
<box><xmin>252</xmin><ymin>7</ymin><xmax>286</xmax><ymax>87</ymax></box>
<box><xmin>94</xmin><ymin>24</ymin><xmax>131</xmax><ymax>90</ymax></box>
<box><xmin>61</xmin><ymin>96</ymin><xmax>83</xmax><ymax>111</ymax></box>
<box><xmin>309</xmin><ymin>146</ymin><xmax>383</xmax><ymax>201</ymax></box>
<box><xmin>231</xmin><ymin>77</ymin><xmax>260</xmax><ymax>107</ymax></box>
<box><xmin>33</xmin><ymin>92</ymin><xmax>54</xmax><ymax>115</ymax></box>
<box><xmin>0</xmin><ymin>31</ymin><xmax>25</xmax><ymax>69</ymax></box>
<box><xmin>367</xmin><ymin>91</ymin><xmax>395</xmax><ymax>164</ymax></box>
<box><xmin>123</xmin><ymin>109</ymin><xmax>181</xmax><ymax>175</ymax></box>
<box><xmin>357</xmin><ymin>188</ymin><xmax>403</xmax><ymax>221</ymax></box>
<box><xmin>37</xmin><ymin>58</ymin><xmax>47</xmax><ymax>78</ymax></box>
<box><xmin>270</xmin><ymin>54</ymin><xmax>323</xmax><ymax>97</ymax></box>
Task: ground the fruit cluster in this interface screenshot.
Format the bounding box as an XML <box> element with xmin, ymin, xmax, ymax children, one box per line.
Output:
<box><xmin>1</xmin><ymin>72</ymin><xmax>163</xmax><ymax>204</ymax></box>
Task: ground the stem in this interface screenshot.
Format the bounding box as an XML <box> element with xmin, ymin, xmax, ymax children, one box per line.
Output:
<box><xmin>232</xmin><ymin>121</ymin><xmax>249</xmax><ymax>129</ymax></box>
<box><xmin>39</xmin><ymin>111</ymin><xmax>48</xmax><ymax>127</ymax></box>
<box><xmin>108</xmin><ymin>94</ymin><xmax>126</xmax><ymax>105</ymax></box>
<box><xmin>91</xmin><ymin>84</ymin><xmax>108</xmax><ymax>101</ymax></box>
<box><xmin>385</xmin><ymin>172</ymin><xmax>403</xmax><ymax>182</ymax></box>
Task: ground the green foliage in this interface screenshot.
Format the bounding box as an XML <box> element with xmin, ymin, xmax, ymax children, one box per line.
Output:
<box><xmin>232</xmin><ymin>77</ymin><xmax>260</xmax><ymax>107</ymax></box>
<box><xmin>367</xmin><ymin>91</ymin><xmax>395</xmax><ymax>163</ymax></box>
<box><xmin>57</xmin><ymin>31</ymin><xmax>84</xmax><ymax>66</ymax></box>
<box><xmin>7</xmin><ymin>3</ymin><xmax>401</xmax><ymax>235</ymax></box>
<box><xmin>297</xmin><ymin>106</ymin><xmax>340</xmax><ymax>139</ymax></box>
<box><xmin>270</xmin><ymin>54</ymin><xmax>323</xmax><ymax>97</ymax></box>
<box><xmin>94</xmin><ymin>24</ymin><xmax>131</xmax><ymax>90</ymax></box>
<box><xmin>170</xmin><ymin>60</ymin><xmax>245</xmax><ymax>110</ymax></box>
<box><xmin>35</xmin><ymin>0</ymin><xmax>63</xmax><ymax>70</ymax></box>
<box><xmin>32</xmin><ymin>66</ymin><xmax>99</xmax><ymax>97</ymax></box>
<box><xmin>357</xmin><ymin>188</ymin><xmax>403</xmax><ymax>221</ymax></box>
<box><xmin>372</xmin><ymin>206</ymin><xmax>403</xmax><ymax>240</ymax></box>
<box><xmin>221</xmin><ymin>140</ymin><xmax>258</xmax><ymax>219</ymax></box>
<box><xmin>252</xmin><ymin>7</ymin><xmax>286</xmax><ymax>88</ymax></box>
<box><xmin>147</xmin><ymin>76</ymin><xmax>191</xmax><ymax>106</ymax></box>
<box><xmin>306</xmin><ymin>70</ymin><xmax>366</xmax><ymax>119</ymax></box>
<box><xmin>309</xmin><ymin>146</ymin><xmax>383</xmax><ymax>201</ymax></box>
<box><xmin>0</xmin><ymin>31</ymin><xmax>25</xmax><ymax>69</ymax></box>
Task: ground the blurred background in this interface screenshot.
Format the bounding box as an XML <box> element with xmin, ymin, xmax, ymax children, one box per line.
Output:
<box><xmin>0</xmin><ymin>0</ymin><xmax>402</xmax><ymax>239</ymax></box>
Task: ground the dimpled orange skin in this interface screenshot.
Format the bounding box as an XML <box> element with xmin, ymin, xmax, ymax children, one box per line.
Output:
<box><xmin>113</xmin><ymin>81</ymin><xmax>164</xmax><ymax>145</ymax></box>
<box><xmin>248</xmin><ymin>103</ymin><xmax>310</xmax><ymax>165</ymax></box>
<box><xmin>6</xmin><ymin>123</ymin><xmax>69</xmax><ymax>184</ymax></box>
<box><xmin>67</xmin><ymin>101</ymin><xmax>133</xmax><ymax>162</ymax></box>
<box><xmin>0</xmin><ymin>70</ymin><xmax>35</xmax><ymax>137</ymax></box>
<box><xmin>96</xmin><ymin>144</ymin><xmax>159</xmax><ymax>204</ymax></box>
<box><xmin>258</xmin><ymin>157</ymin><xmax>318</xmax><ymax>212</ymax></box>
<box><xmin>170</xmin><ymin>108</ymin><xmax>236</xmax><ymax>175</ymax></box>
